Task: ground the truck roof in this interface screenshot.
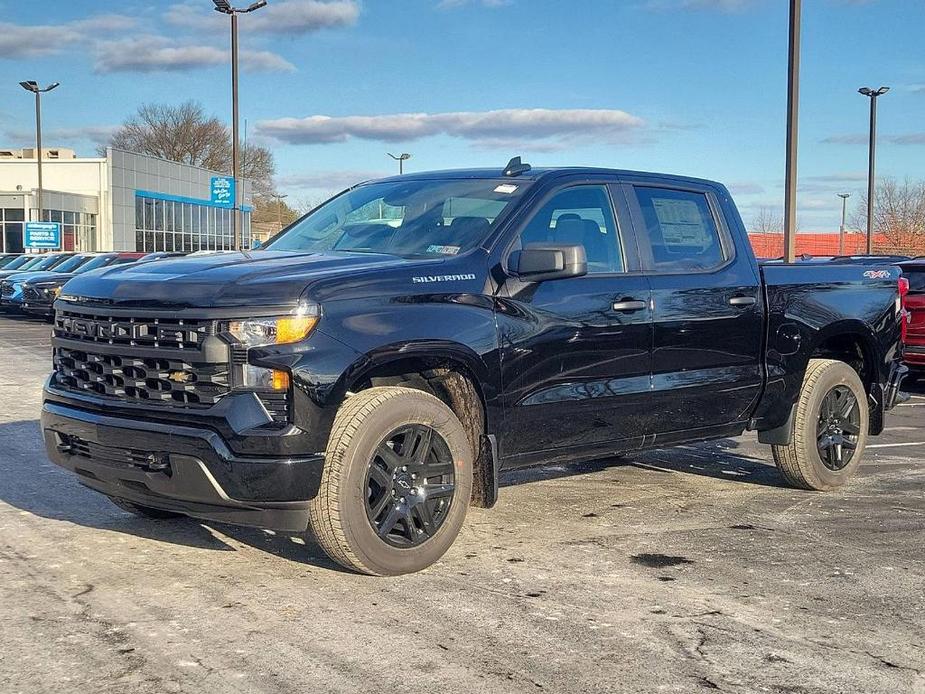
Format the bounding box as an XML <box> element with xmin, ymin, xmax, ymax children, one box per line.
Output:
<box><xmin>372</xmin><ymin>165</ymin><xmax>724</xmax><ymax>190</ymax></box>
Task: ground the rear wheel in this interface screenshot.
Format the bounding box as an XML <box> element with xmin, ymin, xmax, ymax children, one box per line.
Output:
<box><xmin>772</xmin><ymin>358</ymin><xmax>868</xmax><ymax>491</ymax></box>
<box><xmin>309</xmin><ymin>387</ymin><xmax>473</xmax><ymax>575</ymax></box>
<box><xmin>107</xmin><ymin>496</ymin><xmax>185</xmax><ymax>520</ymax></box>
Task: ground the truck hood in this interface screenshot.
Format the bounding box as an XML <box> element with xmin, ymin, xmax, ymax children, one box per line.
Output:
<box><xmin>59</xmin><ymin>250</ymin><xmax>433</xmax><ymax>309</ymax></box>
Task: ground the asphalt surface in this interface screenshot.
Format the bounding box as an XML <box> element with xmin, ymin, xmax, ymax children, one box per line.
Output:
<box><xmin>0</xmin><ymin>313</ymin><xmax>923</xmax><ymax>694</ymax></box>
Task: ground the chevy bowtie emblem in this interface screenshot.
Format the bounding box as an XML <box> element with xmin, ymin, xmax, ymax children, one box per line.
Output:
<box><xmin>168</xmin><ymin>371</ymin><xmax>192</xmax><ymax>384</ymax></box>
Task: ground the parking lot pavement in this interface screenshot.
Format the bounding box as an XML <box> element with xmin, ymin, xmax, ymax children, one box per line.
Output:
<box><xmin>0</xmin><ymin>314</ymin><xmax>922</xmax><ymax>694</ymax></box>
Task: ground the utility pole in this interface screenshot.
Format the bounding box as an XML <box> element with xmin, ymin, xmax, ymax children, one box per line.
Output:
<box><xmin>837</xmin><ymin>193</ymin><xmax>850</xmax><ymax>255</ymax></box>
<box><xmin>18</xmin><ymin>81</ymin><xmax>59</xmax><ymax>223</ymax></box>
<box><xmin>783</xmin><ymin>0</ymin><xmax>801</xmax><ymax>263</ymax></box>
<box><xmin>273</xmin><ymin>193</ymin><xmax>289</xmax><ymax>230</ymax></box>
<box><xmin>859</xmin><ymin>87</ymin><xmax>890</xmax><ymax>255</ymax></box>
<box><xmin>213</xmin><ymin>0</ymin><xmax>268</xmax><ymax>250</ymax></box>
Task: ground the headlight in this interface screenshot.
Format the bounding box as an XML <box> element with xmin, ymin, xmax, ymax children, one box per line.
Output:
<box><xmin>228</xmin><ymin>304</ymin><xmax>321</xmax><ymax>347</ymax></box>
<box><xmin>227</xmin><ymin>303</ymin><xmax>321</xmax><ymax>391</ymax></box>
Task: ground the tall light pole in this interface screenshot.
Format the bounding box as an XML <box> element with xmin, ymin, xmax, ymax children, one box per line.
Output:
<box><xmin>19</xmin><ymin>80</ymin><xmax>59</xmax><ymax>224</ymax></box>
<box><xmin>859</xmin><ymin>86</ymin><xmax>889</xmax><ymax>255</ymax></box>
<box><xmin>783</xmin><ymin>0</ymin><xmax>801</xmax><ymax>263</ymax></box>
<box><xmin>272</xmin><ymin>193</ymin><xmax>289</xmax><ymax>230</ymax></box>
<box><xmin>387</xmin><ymin>152</ymin><xmax>411</xmax><ymax>175</ymax></box>
<box><xmin>213</xmin><ymin>0</ymin><xmax>268</xmax><ymax>250</ymax></box>
<box><xmin>837</xmin><ymin>193</ymin><xmax>850</xmax><ymax>255</ymax></box>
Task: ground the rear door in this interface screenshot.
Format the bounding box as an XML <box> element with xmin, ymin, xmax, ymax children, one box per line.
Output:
<box><xmin>624</xmin><ymin>181</ymin><xmax>764</xmax><ymax>441</ymax></box>
<box><xmin>899</xmin><ymin>263</ymin><xmax>925</xmax><ymax>368</ymax></box>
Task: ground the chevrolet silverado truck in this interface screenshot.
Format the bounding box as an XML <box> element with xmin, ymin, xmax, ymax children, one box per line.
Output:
<box><xmin>41</xmin><ymin>161</ymin><xmax>907</xmax><ymax>575</ymax></box>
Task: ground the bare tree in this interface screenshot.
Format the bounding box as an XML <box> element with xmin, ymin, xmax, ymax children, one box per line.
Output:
<box><xmin>103</xmin><ymin>101</ymin><xmax>276</xmax><ymax>196</ymax></box>
<box><xmin>851</xmin><ymin>177</ymin><xmax>925</xmax><ymax>252</ymax></box>
<box><xmin>750</xmin><ymin>206</ymin><xmax>784</xmax><ymax>234</ymax></box>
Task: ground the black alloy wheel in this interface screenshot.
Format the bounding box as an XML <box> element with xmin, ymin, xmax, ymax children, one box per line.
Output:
<box><xmin>364</xmin><ymin>424</ymin><xmax>456</xmax><ymax>547</ymax></box>
<box><xmin>816</xmin><ymin>385</ymin><xmax>861</xmax><ymax>471</ymax></box>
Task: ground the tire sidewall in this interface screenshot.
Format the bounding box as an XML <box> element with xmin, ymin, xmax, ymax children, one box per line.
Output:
<box><xmin>334</xmin><ymin>392</ymin><xmax>473</xmax><ymax>575</ymax></box>
<box><xmin>799</xmin><ymin>363</ymin><xmax>869</xmax><ymax>490</ymax></box>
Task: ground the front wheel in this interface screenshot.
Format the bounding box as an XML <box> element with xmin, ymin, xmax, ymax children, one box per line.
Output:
<box><xmin>772</xmin><ymin>358</ymin><xmax>869</xmax><ymax>491</ymax></box>
<box><xmin>309</xmin><ymin>387</ymin><xmax>473</xmax><ymax>575</ymax></box>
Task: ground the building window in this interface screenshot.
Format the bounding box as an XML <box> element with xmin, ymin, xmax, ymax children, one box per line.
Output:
<box><xmin>132</xmin><ymin>194</ymin><xmax>251</xmax><ymax>252</ymax></box>
<box><xmin>29</xmin><ymin>208</ymin><xmax>98</xmax><ymax>251</ymax></box>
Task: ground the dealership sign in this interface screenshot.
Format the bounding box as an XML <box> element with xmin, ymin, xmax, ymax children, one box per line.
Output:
<box><xmin>24</xmin><ymin>222</ymin><xmax>62</xmax><ymax>250</ymax></box>
<box><xmin>210</xmin><ymin>176</ymin><xmax>236</xmax><ymax>208</ymax></box>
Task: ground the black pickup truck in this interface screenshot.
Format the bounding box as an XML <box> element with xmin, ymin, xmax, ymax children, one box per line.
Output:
<box><xmin>41</xmin><ymin>161</ymin><xmax>907</xmax><ymax>575</ymax></box>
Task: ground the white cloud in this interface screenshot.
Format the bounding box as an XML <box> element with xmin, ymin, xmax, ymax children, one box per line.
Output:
<box><xmin>822</xmin><ymin>132</ymin><xmax>925</xmax><ymax>145</ymax></box>
<box><xmin>0</xmin><ymin>15</ymin><xmax>137</xmax><ymax>59</ymax></box>
<box><xmin>5</xmin><ymin>125</ymin><xmax>120</xmax><ymax>147</ymax></box>
<box><xmin>278</xmin><ymin>170</ymin><xmax>389</xmax><ymax>190</ymax></box>
<box><xmin>94</xmin><ymin>37</ymin><xmax>293</xmax><ymax>73</ymax></box>
<box><xmin>165</xmin><ymin>0</ymin><xmax>359</xmax><ymax>36</ymax></box>
<box><xmin>256</xmin><ymin>108</ymin><xmax>647</xmax><ymax>147</ymax></box>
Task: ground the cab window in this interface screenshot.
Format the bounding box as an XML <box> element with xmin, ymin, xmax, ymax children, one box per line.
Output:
<box><xmin>518</xmin><ymin>185</ymin><xmax>624</xmax><ymax>274</ymax></box>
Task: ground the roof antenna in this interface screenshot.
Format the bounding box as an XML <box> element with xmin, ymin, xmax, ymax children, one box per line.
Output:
<box><xmin>503</xmin><ymin>156</ymin><xmax>531</xmax><ymax>177</ymax></box>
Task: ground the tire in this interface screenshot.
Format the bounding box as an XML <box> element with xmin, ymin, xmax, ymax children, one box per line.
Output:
<box><xmin>108</xmin><ymin>496</ymin><xmax>185</xmax><ymax>520</ymax></box>
<box><xmin>309</xmin><ymin>386</ymin><xmax>473</xmax><ymax>576</ymax></box>
<box><xmin>772</xmin><ymin>358</ymin><xmax>869</xmax><ymax>491</ymax></box>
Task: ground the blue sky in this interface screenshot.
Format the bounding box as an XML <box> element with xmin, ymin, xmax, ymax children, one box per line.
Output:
<box><xmin>1</xmin><ymin>0</ymin><xmax>923</xmax><ymax>229</ymax></box>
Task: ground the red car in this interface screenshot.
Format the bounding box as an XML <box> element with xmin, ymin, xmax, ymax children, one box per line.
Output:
<box><xmin>898</xmin><ymin>260</ymin><xmax>925</xmax><ymax>375</ymax></box>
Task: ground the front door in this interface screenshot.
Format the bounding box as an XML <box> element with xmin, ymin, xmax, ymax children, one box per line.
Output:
<box><xmin>625</xmin><ymin>182</ymin><xmax>764</xmax><ymax>443</ymax></box>
<box><xmin>496</xmin><ymin>183</ymin><xmax>653</xmax><ymax>466</ymax></box>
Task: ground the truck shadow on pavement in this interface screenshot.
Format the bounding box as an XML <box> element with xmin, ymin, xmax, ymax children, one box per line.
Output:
<box><xmin>0</xmin><ymin>419</ymin><xmax>345</xmax><ymax>572</ymax></box>
<box><xmin>500</xmin><ymin>439</ymin><xmax>789</xmax><ymax>489</ymax></box>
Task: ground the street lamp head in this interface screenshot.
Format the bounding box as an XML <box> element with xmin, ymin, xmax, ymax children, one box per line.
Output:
<box><xmin>838</xmin><ymin>193</ymin><xmax>850</xmax><ymax>199</ymax></box>
<box><xmin>213</xmin><ymin>0</ymin><xmax>233</xmax><ymax>13</ymax></box>
<box><xmin>246</xmin><ymin>0</ymin><xmax>268</xmax><ymax>11</ymax></box>
<box><xmin>45</xmin><ymin>82</ymin><xmax>60</xmax><ymax>92</ymax></box>
<box><xmin>859</xmin><ymin>86</ymin><xmax>890</xmax><ymax>97</ymax></box>
<box><xmin>875</xmin><ymin>86</ymin><xmax>890</xmax><ymax>96</ymax></box>
<box><xmin>858</xmin><ymin>87</ymin><xmax>874</xmax><ymax>96</ymax></box>
<box><xmin>387</xmin><ymin>152</ymin><xmax>412</xmax><ymax>161</ymax></box>
<box><xmin>19</xmin><ymin>81</ymin><xmax>38</xmax><ymax>93</ymax></box>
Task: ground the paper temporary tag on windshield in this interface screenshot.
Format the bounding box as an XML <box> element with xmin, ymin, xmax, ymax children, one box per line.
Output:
<box><xmin>494</xmin><ymin>184</ymin><xmax>518</xmax><ymax>194</ymax></box>
<box><xmin>427</xmin><ymin>244</ymin><xmax>461</xmax><ymax>255</ymax></box>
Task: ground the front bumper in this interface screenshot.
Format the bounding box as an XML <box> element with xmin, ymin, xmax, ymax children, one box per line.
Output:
<box><xmin>21</xmin><ymin>300</ymin><xmax>53</xmax><ymax>317</ymax></box>
<box><xmin>42</xmin><ymin>401</ymin><xmax>325</xmax><ymax>532</ymax></box>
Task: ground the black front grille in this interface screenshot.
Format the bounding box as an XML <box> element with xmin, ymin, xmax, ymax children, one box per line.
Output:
<box><xmin>53</xmin><ymin>346</ymin><xmax>229</xmax><ymax>407</ymax></box>
<box><xmin>23</xmin><ymin>286</ymin><xmax>43</xmax><ymax>303</ymax></box>
<box><xmin>55</xmin><ymin>310</ymin><xmax>214</xmax><ymax>351</ymax></box>
<box><xmin>0</xmin><ymin>282</ymin><xmax>13</xmax><ymax>299</ymax></box>
<box><xmin>57</xmin><ymin>433</ymin><xmax>172</xmax><ymax>473</ymax></box>
<box><xmin>258</xmin><ymin>391</ymin><xmax>290</xmax><ymax>424</ymax></box>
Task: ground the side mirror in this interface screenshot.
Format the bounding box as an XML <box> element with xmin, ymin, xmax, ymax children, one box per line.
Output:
<box><xmin>509</xmin><ymin>243</ymin><xmax>587</xmax><ymax>282</ymax></box>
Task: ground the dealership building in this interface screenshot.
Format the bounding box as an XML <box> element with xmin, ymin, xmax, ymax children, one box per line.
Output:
<box><xmin>0</xmin><ymin>147</ymin><xmax>253</xmax><ymax>254</ymax></box>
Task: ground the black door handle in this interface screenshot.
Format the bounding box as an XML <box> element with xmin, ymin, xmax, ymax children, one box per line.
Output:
<box><xmin>729</xmin><ymin>295</ymin><xmax>757</xmax><ymax>307</ymax></box>
<box><xmin>612</xmin><ymin>299</ymin><xmax>647</xmax><ymax>312</ymax></box>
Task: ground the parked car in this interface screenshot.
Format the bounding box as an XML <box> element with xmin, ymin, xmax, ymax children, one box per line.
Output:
<box><xmin>0</xmin><ymin>252</ymin><xmax>73</xmax><ymax>281</ymax></box>
<box><xmin>138</xmin><ymin>252</ymin><xmax>187</xmax><ymax>262</ymax></box>
<box><xmin>18</xmin><ymin>253</ymin><xmax>147</xmax><ymax>318</ymax></box>
<box><xmin>42</xmin><ymin>161</ymin><xmax>907</xmax><ymax>575</ymax></box>
<box><xmin>896</xmin><ymin>260</ymin><xmax>925</xmax><ymax>377</ymax></box>
<box><xmin>1</xmin><ymin>253</ymin><xmax>98</xmax><ymax>311</ymax></box>
<box><xmin>0</xmin><ymin>253</ymin><xmax>24</xmax><ymax>269</ymax></box>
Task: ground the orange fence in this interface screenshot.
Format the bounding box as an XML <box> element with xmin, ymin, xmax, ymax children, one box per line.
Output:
<box><xmin>746</xmin><ymin>232</ymin><xmax>925</xmax><ymax>258</ymax></box>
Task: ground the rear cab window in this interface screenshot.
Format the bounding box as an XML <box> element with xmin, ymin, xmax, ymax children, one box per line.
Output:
<box><xmin>632</xmin><ymin>186</ymin><xmax>732</xmax><ymax>273</ymax></box>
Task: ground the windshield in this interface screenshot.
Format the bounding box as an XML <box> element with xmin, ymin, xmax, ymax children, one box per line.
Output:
<box><xmin>0</xmin><ymin>256</ymin><xmax>21</xmax><ymax>269</ymax></box>
<box><xmin>6</xmin><ymin>256</ymin><xmax>38</xmax><ymax>271</ymax></box>
<box><xmin>52</xmin><ymin>255</ymin><xmax>94</xmax><ymax>273</ymax></box>
<box><xmin>31</xmin><ymin>255</ymin><xmax>67</xmax><ymax>271</ymax></box>
<box><xmin>74</xmin><ymin>255</ymin><xmax>116</xmax><ymax>275</ymax></box>
<box><xmin>266</xmin><ymin>179</ymin><xmax>529</xmax><ymax>258</ymax></box>
<box><xmin>901</xmin><ymin>266</ymin><xmax>925</xmax><ymax>293</ymax></box>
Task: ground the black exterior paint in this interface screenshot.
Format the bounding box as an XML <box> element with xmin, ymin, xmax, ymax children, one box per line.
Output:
<box><xmin>40</xmin><ymin>167</ymin><xmax>905</xmax><ymax>531</ymax></box>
